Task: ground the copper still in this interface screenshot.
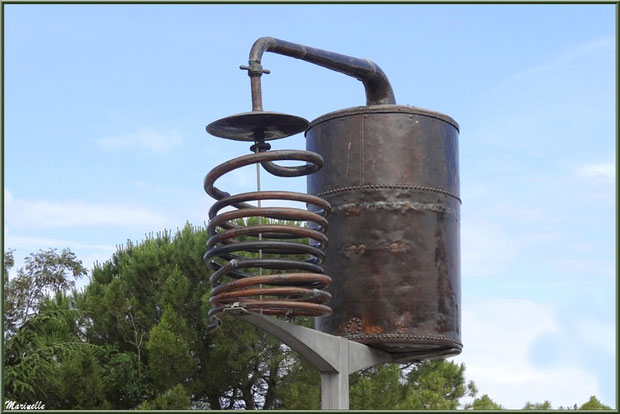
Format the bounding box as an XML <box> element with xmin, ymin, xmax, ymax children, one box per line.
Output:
<box><xmin>205</xmin><ymin>37</ymin><xmax>461</xmax><ymax>360</ymax></box>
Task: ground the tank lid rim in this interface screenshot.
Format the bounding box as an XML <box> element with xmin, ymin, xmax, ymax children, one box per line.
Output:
<box><xmin>306</xmin><ymin>104</ymin><xmax>460</xmax><ymax>132</ymax></box>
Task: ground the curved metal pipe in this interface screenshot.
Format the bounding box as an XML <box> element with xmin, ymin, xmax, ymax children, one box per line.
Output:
<box><xmin>243</xmin><ymin>36</ymin><xmax>396</xmax><ymax>110</ymax></box>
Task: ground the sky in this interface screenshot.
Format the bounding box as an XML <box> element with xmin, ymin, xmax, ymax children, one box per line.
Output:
<box><xmin>2</xmin><ymin>3</ymin><xmax>616</xmax><ymax>409</ymax></box>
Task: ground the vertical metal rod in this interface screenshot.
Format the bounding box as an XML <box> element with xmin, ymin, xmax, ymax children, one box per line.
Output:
<box><xmin>250</xmin><ymin>75</ymin><xmax>263</xmax><ymax>111</ymax></box>
<box><xmin>255</xmin><ymin>146</ymin><xmax>263</xmax><ymax>310</ymax></box>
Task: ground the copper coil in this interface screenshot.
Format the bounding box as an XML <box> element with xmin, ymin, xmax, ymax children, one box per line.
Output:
<box><xmin>204</xmin><ymin>150</ymin><xmax>332</xmax><ymax>329</ymax></box>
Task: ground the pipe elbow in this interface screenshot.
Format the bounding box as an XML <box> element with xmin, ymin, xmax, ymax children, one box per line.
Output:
<box><xmin>363</xmin><ymin>64</ymin><xmax>396</xmax><ymax>105</ymax></box>
<box><xmin>246</xmin><ymin>37</ymin><xmax>396</xmax><ymax>107</ymax></box>
<box><xmin>249</xmin><ymin>36</ymin><xmax>278</xmax><ymax>63</ymax></box>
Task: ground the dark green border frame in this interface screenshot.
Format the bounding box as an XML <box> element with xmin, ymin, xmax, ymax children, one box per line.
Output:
<box><xmin>0</xmin><ymin>2</ymin><xmax>617</xmax><ymax>413</ymax></box>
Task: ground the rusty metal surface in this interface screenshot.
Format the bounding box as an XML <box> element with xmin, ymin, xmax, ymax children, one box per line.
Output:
<box><xmin>204</xmin><ymin>147</ymin><xmax>333</xmax><ymax>329</ymax></box>
<box><xmin>306</xmin><ymin>104</ymin><xmax>462</xmax><ymax>358</ymax></box>
<box><xmin>309</xmin><ymin>104</ymin><xmax>459</xmax><ymax>131</ymax></box>
<box><xmin>242</xmin><ymin>37</ymin><xmax>396</xmax><ymax>112</ymax></box>
<box><xmin>206</xmin><ymin>111</ymin><xmax>309</xmax><ymax>141</ymax></box>
<box><xmin>206</xmin><ymin>38</ymin><xmax>462</xmax><ymax>359</ymax></box>
<box><xmin>210</xmin><ymin>273</ymin><xmax>333</xmax><ymax>317</ymax></box>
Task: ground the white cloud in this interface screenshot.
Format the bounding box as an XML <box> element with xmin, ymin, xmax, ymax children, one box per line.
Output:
<box><xmin>487</xmin><ymin>36</ymin><xmax>614</xmax><ymax>99</ymax></box>
<box><xmin>5</xmin><ymin>233</ymin><xmax>115</xmax><ymax>252</ymax></box>
<box><xmin>574</xmin><ymin>316</ymin><xmax>615</xmax><ymax>356</ymax></box>
<box><xmin>4</xmin><ymin>188</ymin><xmax>14</xmax><ymax>203</ymax></box>
<box><xmin>231</xmin><ymin>166</ymin><xmax>256</xmax><ymax>190</ymax></box>
<box><xmin>551</xmin><ymin>257</ymin><xmax>615</xmax><ymax>279</ymax></box>
<box><xmin>454</xmin><ymin>297</ymin><xmax>601</xmax><ymax>409</ymax></box>
<box><xmin>5</xmin><ymin>193</ymin><xmax>172</xmax><ymax>230</ymax></box>
<box><xmin>2</xmin><ymin>228</ymin><xmax>118</xmax><ymax>275</ymax></box>
<box><xmin>461</xmin><ymin>221</ymin><xmax>519</xmax><ymax>277</ymax></box>
<box><xmin>472</xmin><ymin>35</ymin><xmax>614</xmax><ymax>156</ymax></box>
<box><xmin>96</xmin><ymin>126</ymin><xmax>183</xmax><ymax>155</ymax></box>
<box><xmin>576</xmin><ymin>162</ymin><xmax>615</xmax><ymax>182</ymax></box>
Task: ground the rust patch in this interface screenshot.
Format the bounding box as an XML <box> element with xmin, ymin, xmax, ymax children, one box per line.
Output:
<box><xmin>362</xmin><ymin>321</ymin><xmax>383</xmax><ymax>334</ymax></box>
<box><xmin>344</xmin><ymin>244</ymin><xmax>366</xmax><ymax>256</ymax></box>
<box><xmin>342</xmin><ymin>203</ymin><xmax>363</xmax><ymax>216</ymax></box>
<box><xmin>389</xmin><ymin>241</ymin><xmax>407</xmax><ymax>251</ymax></box>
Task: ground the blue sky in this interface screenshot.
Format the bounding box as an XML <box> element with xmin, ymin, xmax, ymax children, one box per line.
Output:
<box><xmin>2</xmin><ymin>4</ymin><xmax>616</xmax><ymax>409</ymax></box>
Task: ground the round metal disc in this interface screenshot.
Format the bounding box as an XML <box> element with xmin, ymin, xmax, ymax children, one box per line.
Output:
<box><xmin>206</xmin><ymin>111</ymin><xmax>310</xmax><ymax>141</ymax></box>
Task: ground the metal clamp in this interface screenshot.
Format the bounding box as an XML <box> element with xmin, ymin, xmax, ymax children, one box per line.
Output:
<box><xmin>222</xmin><ymin>301</ymin><xmax>251</xmax><ymax>315</ymax></box>
<box><xmin>240</xmin><ymin>60</ymin><xmax>271</xmax><ymax>77</ymax></box>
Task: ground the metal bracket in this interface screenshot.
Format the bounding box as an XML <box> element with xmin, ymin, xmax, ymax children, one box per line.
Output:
<box><xmin>236</xmin><ymin>312</ymin><xmax>393</xmax><ymax>409</ymax></box>
<box><xmin>222</xmin><ymin>302</ymin><xmax>250</xmax><ymax>315</ymax></box>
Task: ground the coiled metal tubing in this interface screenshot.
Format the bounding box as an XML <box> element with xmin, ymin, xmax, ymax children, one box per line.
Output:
<box><xmin>204</xmin><ymin>149</ymin><xmax>332</xmax><ymax>329</ymax></box>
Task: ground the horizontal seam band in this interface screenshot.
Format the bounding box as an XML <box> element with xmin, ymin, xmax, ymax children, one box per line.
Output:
<box><xmin>316</xmin><ymin>184</ymin><xmax>462</xmax><ymax>203</ymax></box>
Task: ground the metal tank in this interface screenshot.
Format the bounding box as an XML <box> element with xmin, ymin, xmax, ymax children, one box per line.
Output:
<box><xmin>307</xmin><ymin>104</ymin><xmax>462</xmax><ymax>358</ymax></box>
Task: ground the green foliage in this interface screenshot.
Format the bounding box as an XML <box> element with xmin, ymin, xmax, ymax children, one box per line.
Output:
<box><xmin>82</xmin><ymin>224</ymin><xmax>212</xmax><ymax>408</ymax></box>
<box><xmin>81</xmin><ymin>222</ymin><xmax>302</xmax><ymax>409</ymax></box>
<box><xmin>3</xmin><ymin>297</ymin><xmax>109</xmax><ymax>409</ymax></box>
<box><xmin>349</xmin><ymin>364</ymin><xmax>404</xmax><ymax>409</ymax></box>
<box><xmin>524</xmin><ymin>400</ymin><xmax>552</xmax><ymax>410</ymax></box>
<box><xmin>275</xmin><ymin>357</ymin><xmax>486</xmax><ymax>411</ymax></box>
<box><xmin>3</xmin><ymin>249</ymin><xmax>101</xmax><ymax>408</ymax></box>
<box><xmin>3</xmin><ymin>248</ymin><xmax>15</xmax><ymax>279</ymax></box>
<box><xmin>4</xmin><ymin>227</ymin><xmax>612</xmax><ymax>411</ymax></box>
<box><xmin>4</xmin><ymin>248</ymin><xmax>86</xmax><ymax>338</ymax></box>
<box><xmin>578</xmin><ymin>395</ymin><xmax>611</xmax><ymax>410</ymax></box>
<box><xmin>100</xmin><ymin>351</ymin><xmax>149</xmax><ymax>408</ymax></box>
<box><xmin>276</xmin><ymin>358</ymin><xmax>483</xmax><ymax>410</ymax></box>
<box><xmin>400</xmin><ymin>359</ymin><xmax>475</xmax><ymax>410</ymax></box>
<box><xmin>138</xmin><ymin>384</ymin><xmax>190</xmax><ymax>410</ymax></box>
<box><xmin>203</xmin><ymin>314</ymin><xmax>291</xmax><ymax>409</ymax></box>
<box><xmin>272</xmin><ymin>353</ymin><xmax>321</xmax><ymax>409</ymax></box>
<box><xmin>145</xmin><ymin>306</ymin><xmax>197</xmax><ymax>392</ymax></box>
<box><xmin>465</xmin><ymin>394</ymin><xmax>505</xmax><ymax>410</ymax></box>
